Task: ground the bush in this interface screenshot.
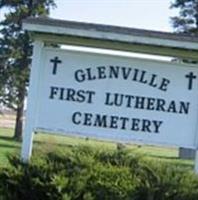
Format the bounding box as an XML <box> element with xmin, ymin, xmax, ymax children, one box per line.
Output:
<box><xmin>0</xmin><ymin>146</ymin><xmax>198</xmax><ymax>200</ymax></box>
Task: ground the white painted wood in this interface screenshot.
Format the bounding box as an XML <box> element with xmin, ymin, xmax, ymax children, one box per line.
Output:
<box><xmin>34</xmin><ymin>47</ymin><xmax>198</xmax><ymax>148</ymax></box>
<box><xmin>193</xmin><ymin>94</ymin><xmax>198</xmax><ymax>172</ymax></box>
<box><xmin>32</xmin><ymin>33</ymin><xmax>198</xmax><ymax>61</ymax></box>
<box><xmin>21</xmin><ymin>40</ymin><xmax>44</xmax><ymax>163</ymax></box>
<box><xmin>23</xmin><ymin>23</ymin><xmax>198</xmax><ymax>51</ymax></box>
<box><xmin>195</xmin><ymin>151</ymin><xmax>198</xmax><ymax>174</ymax></box>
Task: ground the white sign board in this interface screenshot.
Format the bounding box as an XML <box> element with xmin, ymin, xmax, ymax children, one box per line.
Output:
<box><xmin>31</xmin><ymin>47</ymin><xmax>198</xmax><ymax>148</ymax></box>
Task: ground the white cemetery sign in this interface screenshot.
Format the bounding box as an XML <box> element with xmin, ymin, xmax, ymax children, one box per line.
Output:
<box><xmin>21</xmin><ymin>17</ymin><xmax>198</xmax><ymax>172</ymax></box>
<box><xmin>35</xmin><ymin>47</ymin><xmax>198</xmax><ymax>147</ymax></box>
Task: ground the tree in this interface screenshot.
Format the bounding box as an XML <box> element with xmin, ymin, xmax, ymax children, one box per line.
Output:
<box><xmin>171</xmin><ymin>0</ymin><xmax>198</xmax><ymax>34</ymax></box>
<box><xmin>0</xmin><ymin>0</ymin><xmax>56</xmax><ymax>140</ymax></box>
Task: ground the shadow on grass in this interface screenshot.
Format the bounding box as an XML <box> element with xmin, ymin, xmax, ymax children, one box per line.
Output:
<box><xmin>34</xmin><ymin>140</ymin><xmax>73</xmax><ymax>148</ymax></box>
<box><xmin>0</xmin><ymin>135</ymin><xmax>20</xmax><ymax>142</ymax></box>
<box><xmin>0</xmin><ymin>135</ymin><xmax>21</xmax><ymax>150</ymax></box>
<box><xmin>0</xmin><ymin>144</ymin><xmax>20</xmax><ymax>149</ymax></box>
<box><xmin>148</xmin><ymin>154</ymin><xmax>194</xmax><ymax>169</ymax></box>
<box><xmin>150</xmin><ymin>154</ymin><xmax>179</xmax><ymax>160</ymax></box>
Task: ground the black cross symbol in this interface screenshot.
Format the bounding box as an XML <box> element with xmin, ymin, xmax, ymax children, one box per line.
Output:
<box><xmin>50</xmin><ymin>56</ymin><xmax>62</xmax><ymax>75</ymax></box>
<box><xmin>185</xmin><ymin>72</ymin><xmax>197</xmax><ymax>90</ymax></box>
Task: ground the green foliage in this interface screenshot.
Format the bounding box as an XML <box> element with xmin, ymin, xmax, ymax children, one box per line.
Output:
<box><xmin>0</xmin><ymin>0</ymin><xmax>55</xmax><ymax>108</ymax></box>
<box><xmin>171</xmin><ymin>0</ymin><xmax>198</xmax><ymax>34</ymax></box>
<box><xmin>0</xmin><ymin>0</ymin><xmax>56</xmax><ymax>138</ymax></box>
<box><xmin>0</xmin><ymin>146</ymin><xmax>198</xmax><ymax>200</ymax></box>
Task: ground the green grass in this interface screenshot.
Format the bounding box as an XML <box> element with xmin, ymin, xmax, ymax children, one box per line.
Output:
<box><xmin>0</xmin><ymin>128</ymin><xmax>21</xmax><ymax>166</ymax></box>
<box><xmin>0</xmin><ymin>128</ymin><xmax>194</xmax><ymax>169</ymax></box>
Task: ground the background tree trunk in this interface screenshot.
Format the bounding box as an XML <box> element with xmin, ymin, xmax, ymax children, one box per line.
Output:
<box><xmin>14</xmin><ymin>88</ymin><xmax>25</xmax><ymax>140</ymax></box>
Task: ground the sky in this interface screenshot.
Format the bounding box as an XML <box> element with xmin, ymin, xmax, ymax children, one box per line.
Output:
<box><xmin>0</xmin><ymin>0</ymin><xmax>177</xmax><ymax>32</ymax></box>
<box><xmin>0</xmin><ymin>0</ymin><xmax>178</xmax><ymax>59</ymax></box>
<box><xmin>50</xmin><ymin>0</ymin><xmax>177</xmax><ymax>32</ymax></box>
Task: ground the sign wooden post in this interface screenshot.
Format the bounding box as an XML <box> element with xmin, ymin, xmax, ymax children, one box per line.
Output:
<box><xmin>21</xmin><ymin>40</ymin><xmax>44</xmax><ymax>162</ymax></box>
<box><xmin>21</xmin><ymin>17</ymin><xmax>198</xmax><ymax>173</ymax></box>
<box><xmin>195</xmin><ymin>151</ymin><xmax>198</xmax><ymax>172</ymax></box>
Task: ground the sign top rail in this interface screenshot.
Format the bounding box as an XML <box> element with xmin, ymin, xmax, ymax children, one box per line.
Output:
<box><xmin>23</xmin><ymin>17</ymin><xmax>198</xmax><ymax>43</ymax></box>
<box><xmin>23</xmin><ymin>17</ymin><xmax>198</xmax><ymax>60</ymax></box>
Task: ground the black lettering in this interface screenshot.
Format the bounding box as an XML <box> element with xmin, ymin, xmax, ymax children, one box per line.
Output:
<box><xmin>72</xmin><ymin>112</ymin><xmax>81</xmax><ymax>125</ymax></box>
<box><xmin>109</xmin><ymin>66</ymin><xmax>119</xmax><ymax>78</ymax></box>
<box><xmin>66</xmin><ymin>88</ymin><xmax>76</xmax><ymax>101</ymax></box>
<box><xmin>122</xmin><ymin>67</ymin><xmax>132</xmax><ymax>79</ymax></box>
<box><xmin>84</xmin><ymin>113</ymin><xmax>93</xmax><ymax>126</ymax></box>
<box><xmin>179</xmin><ymin>101</ymin><xmax>190</xmax><ymax>114</ymax></box>
<box><xmin>159</xmin><ymin>78</ymin><xmax>170</xmax><ymax>91</ymax></box>
<box><xmin>120</xmin><ymin>117</ymin><xmax>129</xmax><ymax>130</ymax></box>
<box><xmin>132</xmin><ymin>68</ymin><xmax>139</xmax><ymax>81</ymax></box>
<box><xmin>125</xmin><ymin>95</ymin><xmax>134</xmax><ymax>108</ymax></box>
<box><xmin>156</xmin><ymin>99</ymin><xmax>166</xmax><ymax>112</ymax></box>
<box><xmin>86</xmin><ymin>68</ymin><xmax>96</xmax><ymax>80</ymax></box>
<box><xmin>49</xmin><ymin>86</ymin><xmax>59</xmax><ymax>99</ymax></box>
<box><xmin>105</xmin><ymin>92</ymin><xmax>113</xmax><ymax>106</ymax></box>
<box><xmin>139</xmin><ymin>70</ymin><xmax>148</xmax><ymax>84</ymax></box>
<box><xmin>86</xmin><ymin>91</ymin><xmax>95</xmax><ymax>103</ymax></box>
<box><xmin>114</xmin><ymin>93</ymin><xmax>124</xmax><ymax>106</ymax></box>
<box><xmin>94</xmin><ymin>114</ymin><xmax>107</xmax><ymax>127</ymax></box>
<box><xmin>72</xmin><ymin>113</ymin><xmax>163</xmax><ymax>134</ymax></box>
<box><xmin>131</xmin><ymin>118</ymin><xmax>140</xmax><ymax>131</ymax></box>
<box><xmin>97</xmin><ymin>66</ymin><xmax>106</xmax><ymax>79</ymax></box>
<box><xmin>167</xmin><ymin>101</ymin><xmax>177</xmax><ymax>113</ymax></box>
<box><xmin>74</xmin><ymin>69</ymin><xmax>85</xmax><ymax>82</ymax></box>
<box><xmin>146</xmin><ymin>98</ymin><xmax>155</xmax><ymax>110</ymax></box>
<box><xmin>76</xmin><ymin>90</ymin><xmax>86</xmax><ymax>102</ymax></box>
<box><xmin>141</xmin><ymin>119</ymin><xmax>151</xmax><ymax>132</ymax></box>
<box><xmin>110</xmin><ymin>116</ymin><xmax>119</xmax><ymax>128</ymax></box>
<box><xmin>153</xmin><ymin>120</ymin><xmax>163</xmax><ymax>133</ymax></box>
<box><xmin>185</xmin><ymin>72</ymin><xmax>197</xmax><ymax>90</ymax></box>
<box><xmin>59</xmin><ymin>87</ymin><xmax>65</xmax><ymax>100</ymax></box>
<box><xmin>149</xmin><ymin>74</ymin><xmax>158</xmax><ymax>88</ymax></box>
<box><xmin>135</xmin><ymin>96</ymin><xmax>145</xmax><ymax>109</ymax></box>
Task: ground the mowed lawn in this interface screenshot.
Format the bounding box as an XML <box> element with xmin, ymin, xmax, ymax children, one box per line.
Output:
<box><xmin>0</xmin><ymin>127</ymin><xmax>194</xmax><ymax>169</ymax></box>
<box><xmin>0</xmin><ymin>128</ymin><xmax>21</xmax><ymax>166</ymax></box>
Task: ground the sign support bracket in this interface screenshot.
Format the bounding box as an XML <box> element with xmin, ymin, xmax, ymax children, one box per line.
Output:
<box><xmin>195</xmin><ymin>151</ymin><xmax>198</xmax><ymax>173</ymax></box>
<box><xmin>21</xmin><ymin>40</ymin><xmax>44</xmax><ymax>163</ymax></box>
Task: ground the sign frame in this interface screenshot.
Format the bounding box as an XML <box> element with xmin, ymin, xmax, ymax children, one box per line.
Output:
<box><xmin>21</xmin><ymin>17</ymin><xmax>198</xmax><ymax>173</ymax></box>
